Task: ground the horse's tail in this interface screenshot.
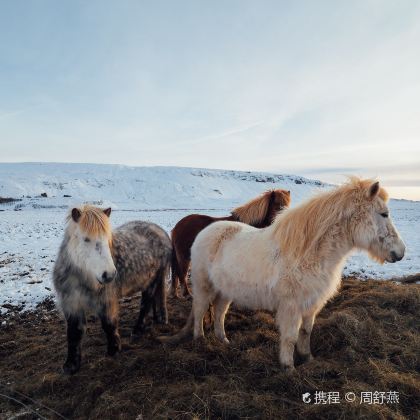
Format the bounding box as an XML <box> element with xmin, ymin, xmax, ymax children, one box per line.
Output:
<box><xmin>158</xmin><ymin>310</ymin><xmax>194</xmax><ymax>344</ymax></box>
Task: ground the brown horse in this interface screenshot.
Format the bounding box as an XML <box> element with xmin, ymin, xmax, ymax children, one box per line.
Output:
<box><xmin>170</xmin><ymin>189</ymin><xmax>291</xmax><ymax>297</ymax></box>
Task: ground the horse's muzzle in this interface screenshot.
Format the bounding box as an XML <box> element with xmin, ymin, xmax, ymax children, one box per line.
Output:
<box><xmin>388</xmin><ymin>250</ymin><xmax>404</xmax><ymax>263</ymax></box>
<box><xmin>100</xmin><ymin>270</ymin><xmax>117</xmax><ymax>284</ymax></box>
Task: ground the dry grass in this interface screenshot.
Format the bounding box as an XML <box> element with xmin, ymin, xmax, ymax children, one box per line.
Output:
<box><xmin>0</xmin><ymin>278</ymin><xmax>419</xmax><ymax>419</ymax></box>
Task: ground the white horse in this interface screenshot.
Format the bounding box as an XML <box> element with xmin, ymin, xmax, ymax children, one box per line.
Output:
<box><xmin>159</xmin><ymin>178</ymin><xmax>405</xmax><ymax>371</ymax></box>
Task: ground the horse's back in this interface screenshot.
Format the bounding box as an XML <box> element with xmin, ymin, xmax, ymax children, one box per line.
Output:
<box><xmin>173</xmin><ymin>213</ymin><xmax>216</xmax><ymax>231</ymax></box>
<box><xmin>191</xmin><ymin>220</ymin><xmax>253</xmax><ymax>264</ymax></box>
<box><xmin>112</xmin><ymin>221</ymin><xmax>171</xmax><ymax>292</ymax></box>
<box><xmin>172</xmin><ymin>214</ymin><xmax>227</xmax><ymax>245</ymax></box>
<box><xmin>115</xmin><ymin>221</ymin><xmax>170</xmax><ymax>248</ymax></box>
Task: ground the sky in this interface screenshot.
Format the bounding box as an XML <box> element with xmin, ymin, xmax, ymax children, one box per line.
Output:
<box><xmin>1</xmin><ymin>1</ymin><xmax>420</xmax><ymax>199</ymax></box>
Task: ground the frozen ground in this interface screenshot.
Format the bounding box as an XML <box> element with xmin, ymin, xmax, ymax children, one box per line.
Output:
<box><xmin>0</xmin><ymin>163</ymin><xmax>419</xmax><ymax>314</ymax></box>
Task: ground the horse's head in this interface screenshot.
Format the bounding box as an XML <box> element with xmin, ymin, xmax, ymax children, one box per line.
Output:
<box><xmin>66</xmin><ymin>206</ymin><xmax>117</xmax><ymax>284</ymax></box>
<box><xmin>351</xmin><ymin>180</ymin><xmax>405</xmax><ymax>263</ymax></box>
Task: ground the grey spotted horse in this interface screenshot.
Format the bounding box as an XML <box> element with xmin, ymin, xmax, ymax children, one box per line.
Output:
<box><xmin>53</xmin><ymin>205</ymin><xmax>171</xmax><ymax>374</ymax></box>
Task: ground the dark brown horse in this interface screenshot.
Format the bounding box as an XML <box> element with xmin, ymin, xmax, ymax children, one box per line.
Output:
<box><xmin>170</xmin><ymin>189</ymin><xmax>291</xmax><ymax>297</ymax></box>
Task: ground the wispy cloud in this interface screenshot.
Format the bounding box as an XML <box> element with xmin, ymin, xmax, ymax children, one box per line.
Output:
<box><xmin>0</xmin><ymin>109</ymin><xmax>25</xmax><ymax>120</ymax></box>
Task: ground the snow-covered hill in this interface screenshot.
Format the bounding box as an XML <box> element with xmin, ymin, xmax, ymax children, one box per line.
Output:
<box><xmin>0</xmin><ymin>162</ymin><xmax>323</xmax><ymax>211</ymax></box>
<box><xmin>0</xmin><ymin>163</ymin><xmax>419</xmax><ymax>313</ymax></box>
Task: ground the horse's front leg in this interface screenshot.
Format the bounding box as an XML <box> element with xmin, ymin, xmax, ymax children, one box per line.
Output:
<box><xmin>296</xmin><ymin>313</ymin><xmax>315</xmax><ymax>364</ymax></box>
<box><xmin>63</xmin><ymin>312</ymin><xmax>86</xmax><ymax>374</ymax></box>
<box><xmin>99</xmin><ymin>306</ymin><xmax>121</xmax><ymax>356</ymax></box>
<box><xmin>276</xmin><ymin>306</ymin><xmax>302</xmax><ymax>372</ymax></box>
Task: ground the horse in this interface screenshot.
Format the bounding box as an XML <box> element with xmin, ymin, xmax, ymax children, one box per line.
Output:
<box><xmin>170</xmin><ymin>189</ymin><xmax>291</xmax><ymax>297</ymax></box>
<box><xmin>53</xmin><ymin>205</ymin><xmax>172</xmax><ymax>374</ymax></box>
<box><xmin>159</xmin><ymin>178</ymin><xmax>405</xmax><ymax>371</ymax></box>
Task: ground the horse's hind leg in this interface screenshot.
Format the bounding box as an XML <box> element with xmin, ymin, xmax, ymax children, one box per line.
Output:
<box><xmin>192</xmin><ymin>280</ymin><xmax>215</xmax><ymax>340</ymax></box>
<box><xmin>192</xmin><ymin>294</ymin><xmax>211</xmax><ymax>340</ymax></box>
<box><xmin>153</xmin><ymin>267</ymin><xmax>169</xmax><ymax>325</ymax></box>
<box><xmin>213</xmin><ymin>294</ymin><xmax>231</xmax><ymax>344</ymax></box>
<box><xmin>178</xmin><ymin>256</ymin><xmax>192</xmax><ymax>297</ymax></box>
<box><xmin>132</xmin><ymin>288</ymin><xmax>154</xmax><ymax>336</ymax></box>
<box><xmin>170</xmin><ymin>250</ymin><xmax>181</xmax><ymax>298</ymax></box>
<box><xmin>63</xmin><ymin>311</ymin><xmax>86</xmax><ymax>375</ymax></box>
<box><xmin>99</xmin><ymin>302</ymin><xmax>121</xmax><ymax>356</ymax></box>
<box><xmin>172</xmin><ymin>237</ymin><xmax>192</xmax><ymax>298</ymax></box>
<box><xmin>296</xmin><ymin>312</ymin><xmax>316</xmax><ymax>364</ymax></box>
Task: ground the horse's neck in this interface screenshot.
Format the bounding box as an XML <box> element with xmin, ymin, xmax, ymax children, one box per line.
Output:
<box><xmin>270</xmin><ymin>214</ymin><xmax>354</xmax><ymax>272</ymax></box>
<box><xmin>252</xmin><ymin>214</ymin><xmax>270</xmax><ymax>228</ymax></box>
<box><xmin>262</xmin><ymin>204</ymin><xmax>285</xmax><ymax>228</ymax></box>
<box><xmin>313</xmin><ymin>222</ymin><xmax>354</xmax><ymax>273</ymax></box>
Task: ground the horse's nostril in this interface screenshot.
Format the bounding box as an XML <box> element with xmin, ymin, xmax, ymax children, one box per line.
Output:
<box><xmin>390</xmin><ymin>251</ymin><xmax>402</xmax><ymax>262</ymax></box>
<box><xmin>101</xmin><ymin>270</ymin><xmax>116</xmax><ymax>283</ymax></box>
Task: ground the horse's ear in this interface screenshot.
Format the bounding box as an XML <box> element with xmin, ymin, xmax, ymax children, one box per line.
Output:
<box><xmin>287</xmin><ymin>190</ymin><xmax>291</xmax><ymax>195</ymax></box>
<box><xmin>71</xmin><ymin>208</ymin><xmax>81</xmax><ymax>223</ymax></box>
<box><xmin>103</xmin><ymin>207</ymin><xmax>112</xmax><ymax>217</ymax></box>
<box><xmin>368</xmin><ymin>181</ymin><xmax>380</xmax><ymax>199</ymax></box>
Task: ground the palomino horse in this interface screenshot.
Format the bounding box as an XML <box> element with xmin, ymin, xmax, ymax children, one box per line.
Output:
<box><xmin>53</xmin><ymin>206</ymin><xmax>171</xmax><ymax>374</ymax></box>
<box><xmin>170</xmin><ymin>189</ymin><xmax>291</xmax><ymax>296</ymax></box>
<box><xmin>159</xmin><ymin>179</ymin><xmax>405</xmax><ymax>371</ymax></box>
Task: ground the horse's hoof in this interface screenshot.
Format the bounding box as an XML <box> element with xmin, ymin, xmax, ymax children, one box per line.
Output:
<box><xmin>62</xmin><ymin>360</ymin><xmax>80</xmax><ymax>375</ymax></box>
<box><xmin>307</xmin><ymin>354</ymin><xmax>314</xmax><ymax>363</ymax></box>
<box><xmin>107</xmin><ymin>346</ymin><xmax>120</xmax><ymax>356</ymax></box>
<box><xmin>107</xmin><ymin>338</ymin><xmax>122</xmax><ymax>356</ymax></box>
<box><xmin>154</xmin><ymin>315</ymin><xmax>169</xmax><ymax>325</ymax></box>
<box><xmin>296</xmin><ymin>353</ymin><xmax>313</xmax><ymax>365</ymax></box>
<box><xmin>107</xmin><ymin>345</ymin><xmax>121</xmax><ymax>356</ymax></box>
<box><xmin>216</xmin><ymin>335</ymin><xmax>229</xmax><ymax>344</ymax></box>
<box><xmin>280</xmin><ymin>363</ymin><xmax>296</xmax><ymax>373</ymax></box>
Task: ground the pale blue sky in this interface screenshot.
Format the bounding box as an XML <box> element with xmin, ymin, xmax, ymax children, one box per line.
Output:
<box><xmin>1</xmin><ymin>1</ymin><xmax>420</xmax><ymax>198</ymax></box>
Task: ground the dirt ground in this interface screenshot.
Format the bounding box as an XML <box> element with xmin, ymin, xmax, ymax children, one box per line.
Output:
<box><xmin>0</xmin><ymin>278</ymin><xmax>419</xmax><ymax>420</ymax></box>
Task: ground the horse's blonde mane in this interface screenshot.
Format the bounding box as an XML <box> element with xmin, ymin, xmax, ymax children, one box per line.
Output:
<box><xmin>67</xmin><ymin>205</ymin><xmax>112</xmax><ymax>238</ymax></box>
<box><xmin>273</xmin><ymin>178</ymin><xmax>388</xmax><ymax>260</ymax></box>
<box><xmin>232</xmin><ymin>189</ymin><xmax>290</xmax><ymax>225</ymax></box>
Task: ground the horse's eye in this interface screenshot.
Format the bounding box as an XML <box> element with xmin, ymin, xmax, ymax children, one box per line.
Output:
<box><xmin>380</xmin><ymin>212</ymin><xmax>389</xmax><ymax>218</ymax></box>
<box><xmin>84</xmin><ymin>237</ymin><xmax>90</xmax><ymax>243</ymax></box>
